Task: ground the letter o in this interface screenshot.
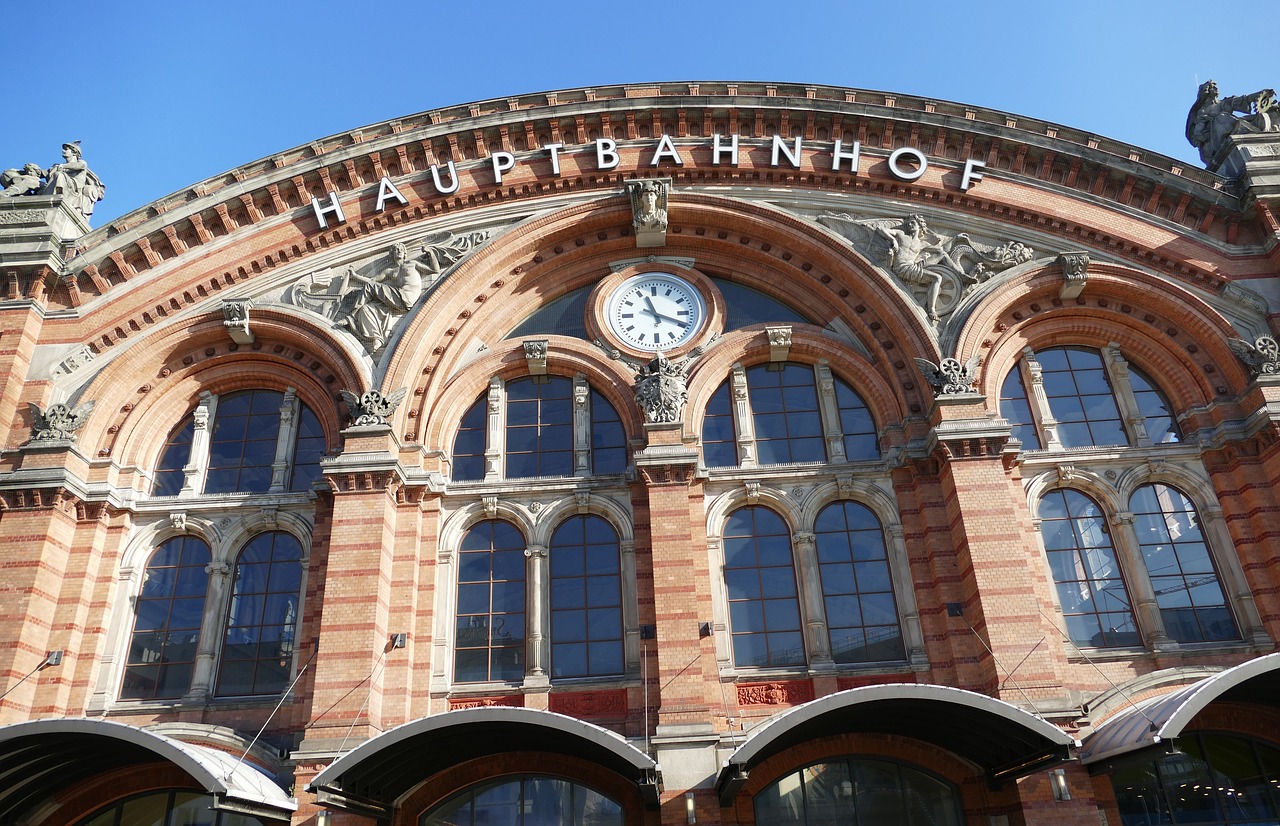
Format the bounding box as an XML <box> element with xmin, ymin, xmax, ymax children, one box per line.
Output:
<box><xmin>887</xmin><ymin>147</ymin><xmax>928</xmax><ymax>181</ymax></box>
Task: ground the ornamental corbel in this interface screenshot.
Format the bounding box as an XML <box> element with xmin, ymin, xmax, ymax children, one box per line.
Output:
<box><xmin>745</xmin><ymin>480</ymin><xmax>762</xmax><ymax>504</ymax></box>
<box><xmin>1057</xmin><ymin>252</ymin><xmax>1090</xmax><ymax>300</ymax></box>
<box><xmin>482</xmin><ymin>496</ymin><xmax>498</xmax><ymax>519</ymax></box>
<box><xmin>221</xmin><ymin>298</ymin><xmax>254</xmax><ymax>344</ymax></box>
<box><xmin>766</xmin><ymin>325</ymin><xmax>792</xmax><ymax>362</ymax></box>
<box><xmin>169</xmin><ymin>512</ymin><xmax>188</xmax><ymax>533</ymax></box>
<box><xmin>523</xmin><ymin>339</ymin><xmax>548</xmax><ymax>375</ymax></box>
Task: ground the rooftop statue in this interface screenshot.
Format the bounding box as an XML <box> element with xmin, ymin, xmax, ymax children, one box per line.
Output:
<box><xmin>1186</xmin><ymin>80</ymin><xmax>1278</xmax><ymax>168</ymax></box>
<box><xmin>0</xmin><ymin>142</ymin><xmax>106</xmax><ymax>223</ymax></box>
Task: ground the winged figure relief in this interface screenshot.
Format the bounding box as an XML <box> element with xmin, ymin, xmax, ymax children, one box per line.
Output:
<box><xmin>340</xmin><ymin>387</ymin><xmax>409</xmax><ymax>427</ymax></box>
<box><xmin>28</xmin><ymin>400</ymin><xmax>95</xmax><ymax>441</ymax></box>
<box><xmin>1228</xmin><ymin>336</ymin><xmax>1280</xmax><ymax>379</ymax></box>
<box><xmin>913</xmin><ymin>355</ymin><xmax>982</xmax><ymax>396</ymax></box>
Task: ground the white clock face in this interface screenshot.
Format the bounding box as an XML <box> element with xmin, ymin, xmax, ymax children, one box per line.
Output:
<box><xmin>606</xmin><ymin>273</ymin><xmax>706</xmax><ymax>352</ymax></box>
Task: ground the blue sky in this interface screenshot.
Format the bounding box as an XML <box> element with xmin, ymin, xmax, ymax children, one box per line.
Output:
<box><xmin>6</xmin><ymin>0</ymin><xmax>1277</xmax><ymax>227</ymax></box>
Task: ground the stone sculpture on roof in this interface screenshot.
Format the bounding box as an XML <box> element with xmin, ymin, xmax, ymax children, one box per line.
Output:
<box><xmin>1186</xmin><ymin>80</ymin><xmax>1278</xmax><ymax>168</ymax></box>
<box><xmin>0</xmin><ymin>142</ymin><xmax>106</xmax><ymax>223</ymax></box>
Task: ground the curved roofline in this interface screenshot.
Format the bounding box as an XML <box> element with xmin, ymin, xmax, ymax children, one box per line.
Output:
<box><xmin>1159</xmin><ymin>651</ymin><xmax>1280</xmax><ymax>735</ymax></box>
<box><xmin>726</xmin><ymin>683</ymin><xmax>1075</xmax><ymax>768</ymax></box>
<box><xmin>0</xmin><ymin>717</ymin><xmax>295</xmax><ymax>813</ymax></box>
<box><xmin>307</xmin><ymin>706</ymin><xmax>655</xmax><ymax>791</ymax></box>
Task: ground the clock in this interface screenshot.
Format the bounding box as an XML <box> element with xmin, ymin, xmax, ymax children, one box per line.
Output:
<box><xmin>605</xmin><ymin>272</ymin><xmax>706</xmax><ymax>352</ymax></box>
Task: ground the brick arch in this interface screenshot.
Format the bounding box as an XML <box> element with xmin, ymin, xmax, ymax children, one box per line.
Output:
<box><xmin>685</xmin><ymin>326</ymin><xmax>911</xmax><ymax>450</ymax></box>
<box><xmin>386</xmin><ymin>192</ymin><xmax>936</xmax><ymax>444</ymax></box>
<box><xmin>956</xmin><ymin>262</ymin><xmax>1249</xmax><ymax>408</ymax></box>
<box><xmin>418</xmin><ymin>337</ymin><xmax>639</xmax><ymax>453</ymax></box>
<box><xmin>76</xmin><ymin>310</ymin><xmax>363</xmax><ymax>477</ymax></box>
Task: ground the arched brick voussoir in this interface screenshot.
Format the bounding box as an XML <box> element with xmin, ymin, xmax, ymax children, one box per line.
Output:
<box><xmin>964</xmin><ymin>263</ymin><xmax>1249</xmax><ymax>411</ymax></box>
<box><xmin>686</xmin><ymin>326</ymin><xmax>911</xmax><ymax>441</ymax></box>
<box><xmin>74</xmin><ymin>311</ymin><xmax>363</xmax><ymax>472</ymax></box>
<box><xmin>417</xmin><ymin>337</ymin><xmax>641</xmax><ymax>452</ymax></box>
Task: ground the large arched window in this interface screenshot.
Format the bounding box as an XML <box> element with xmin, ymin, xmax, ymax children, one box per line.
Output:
<box><xmin>550</xmin><ymin>515</ymin><xmax>623</xmax><ymax>679</ymax></box>
<box><xmin>814</xmin><ymin>501</ymin><xmax>904</xmax><ymax>664</ymax></box>
<box><xmin>451</xmin><ymin>375</ymin><xmax>627</xmax><ymax>482</ymax></box>
<box><xmin>1000</xmin><ymin>346</ymin><xmax>1180</xmax><ymax>450</ymax></box>
<box><xmin>455</xmin><ymin>520</ymin><xmax>527</xmax><ymax>683</ymax></box>
<box><xmin>420</xmin><ymin>775</ymin><xmax>623</xmax><ymax>826</ymax></box>
<box><xmin>1131</xmin><ymin>484</ymin><xmax>1238</xmax><ymax>644</ymax></box>
<box><xmin>79</xmin><ymin>790</ymin><xmax>266</xmax><ymax>826</ymax></box>
<box><xmin>151</xmin><ymin>388</ymin><xmax>325</xmax><ymax>496</ymax></box>
<box><xmin>703</xmin><ymin>361</ymin><xmax>878</xmax><ymax>468</ymax></box>
<box><xmin>121</xmin><ymin>536</ymin><xmax>210</xmax><ymax>700</ymax></box>
<box><xmin>217</xmin><ymin>531</ymin><xmax>304</xmax><ymax>696</ymax></box>
<box><xmin>1039</xmin><ymin>489</ymin><xmax>1139</xmax><ymax>648</ymax></box>
<box><xmin>723</xmin><ymin>506</ymin><xmax>804</xmax><ymax>667</ymax></box>
<box><xmin>754</xmin><ymin>757</ymin><xmax>962</xmax><ymax>826</ymax></box>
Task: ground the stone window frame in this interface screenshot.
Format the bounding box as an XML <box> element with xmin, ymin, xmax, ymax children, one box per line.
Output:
<box><xmin>700</xmin><ymin>359</ymin><xmax>880</xmax><ymax>470</ymax></box>
<box><xmin>704</xmin><ymin>479</ymin><xmax>928</xmax><ymax>678</ymax></box>
<box><xmin>1027</xmin><ymin>467</ymin><xmax>1269</xmax><ymax>658</ymax></box>
<box><xmin>433</xmin><ymin>493</ymin><xmax>641</xmax><ymax>695</ymax></box>
<box><xmin>151</xmin><ymin>386</ymin><xmax>324</xmax><ymax>497</ymax></box>
<box><xmin>1002</xmin><ymin>344</ymin><xmax>1180</xmax><ymax>453</ymax></box>
<box><xmin>91</xmin><ymin>510</ymin><xmax>313</xmax><ymax>713</ymax></box>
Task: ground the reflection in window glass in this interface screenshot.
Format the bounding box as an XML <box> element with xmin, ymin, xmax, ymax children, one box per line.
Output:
<box><xmin>456</xmin><ymin>521</ymin><xmax>526</xmax><ymax>682</ymax></box>
<box><xmin>550</xmin><ymin>516</ymin><xmax>623</xmax><ymax>678</ymax></box>
<box><xmin>702</xmin><ymin>380</ymin><xmax>737</xmax><ymax>468</ymax></box>
<box><xmin>122</xmin><ymin>536</ymin><xmax>210</xmax><ymax>700</ymax></box>
<box><xmin>206</xmin><ymin>390</ymin><xmax>284</xmax><ymax>493</ymax></box>
<box><xmin>754</xmin><ymin>758</ymin><xmax>961</xmax><ymax>826</ymax></box>
<box><xmin>452</xmin><ymin>396</ymin><xmax>488</xmax><ymax>482</ymax></box>
<box><xmin>590</xmin><ymin>390</ymin><xmax>627</xmax><ymax>475</ymax></box>
<box><xmin>76</xmin><ymin>791</ymin><xmax>265</xmax><ymax>826</ymax></box>
<box><xmin>1130</xmin><ymin>484</ymin><xmax>1238</xmax><ymax>644</ymax></box>
<box><xmin>999</xmin><ymin>365</ymin><xmax>1042</xmax><ymax>449</ymax></box>
<box><xmin>507</xmin><ymin>377</ymin><xmax>574</xmax><ymax>478</ymax></box>
<box><xmin>836</xmin><ymin>380</ymin><xmax>878</xmax><ymax>461</ymax></box>
<box><xmin>420</xmin><ymin>775</ymin><xmax>623</xmax><ymax>826</ymax></box>
<box><xmin>723</xmin><ymin>506</ymin><xmax>804</xmax><ymax>667</ymax></box>
<box><xmin>749</xmin><ymin>363</ymin><xmax>826</xmax><ymax>464</ymax></box>
<box><xmin>217</xmin><ymin>532</ymin><xmax>303</xmax><ymax>696</ymax></box>
<box><xmin>1039</xmin><ymin>489</ymin><xmax>1139</xmax><ymax>648</ymax></box>
<box><xmin>815</xmin><ymin>501</ymin><xmax>904</xmax><ymax>664</ymax></box>
<box><xmin>290</xmin><ymin>405</ymin><xmax>326</xmax><ymax>491</ymax></box>
<box><xmin>1038</xmin><ymin>348</ymin><xmax>1128</xmax><ymax>448</ymax></box>
<box><xmin>1130</xmin><ymin>367</ymin><xmax>1181</xmax><ymax>445</ymax></box>
<box><xmin>153</xmin><ymin>415</ymin><xmax>194</xmax><ymax>496</ymax></box>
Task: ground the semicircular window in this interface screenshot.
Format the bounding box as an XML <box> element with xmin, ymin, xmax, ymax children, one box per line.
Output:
<box><xmin>713</xmin><ymin>277</ymin><xmax>812</xmax><ymax>330</ymax></box>
<box><xmin>79</xmin><ymin>790</ymin><xmax>266</xmax><ymax>826</ymax></box>
<box><xmin>505</xmin><ymin>286</ymin><xmax>592</xmax><ymax>340</ymax></box>
<box><xmin>421</xmin><ymin>775</ymin><xmax>623</xmax><ymax>826</ymax></box>
<box><xmin>754</xmin><ymin>757</ymin><xmax>962</xmax><ymax>826</ymax></box>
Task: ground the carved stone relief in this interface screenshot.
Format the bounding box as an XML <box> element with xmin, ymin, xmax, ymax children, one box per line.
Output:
<box><xmin>913</xmin><ymin>355</ymin><xmax>981</xmax><ymax>397</ymax></box>
<box><xmin>1</xmin><ymin>141</ymin><xmax>106</xmax><ymax>223</ymax></box>
<box><xmin>1186</xmin><ymin>80</ymin><xmax>1278</xmax><ymax>169</ymax></box>
<box><xmin>27</xmin><ymin>400</ymin><xmax>94</xmax><ymax>443</ymax></box>
<box><xmin>339</xmin><ymin>388</ymin><xmax>408</xmax><ymax>427</ymax></box>
<box><xmin>626</xmin><ymin>178</ymin><xmax>670</xmax><ymax>248</ymax></box>
<box><xmin>1229</xmin><ymin>335</ymin><xmax>1280</xmax><ymax>379</ymax></box>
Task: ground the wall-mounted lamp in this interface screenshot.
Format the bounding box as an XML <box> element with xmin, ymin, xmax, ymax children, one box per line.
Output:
<box><xmin>316</xmin><ymin>811</ymin><xmax>332</xmax><ymax>826</ymax></box>
<box><xmin>390</xmin><ymin>633</ymin><xmax>407</xmax><ymax>649</ymax></box>
<box><xmin>43</xmin><ymin>650</ymin><xmax>63</xmax><ymax>668</ymax></box>
<box><xmin>685</xmin><ymin>791</ymin><xmax>697</xmax><ymax>824</ymax></box>
<box><xmin>1051</xmin><ymin>767</ymin><xmax>1070</xmax><ymax>801</ymax></box>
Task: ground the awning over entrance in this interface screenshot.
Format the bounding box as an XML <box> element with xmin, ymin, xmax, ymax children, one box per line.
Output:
<box><xmin>0</xmin><ymin>717</ymin><xmax>296</xmax><ymax>822</ymax></box>
<box><xmin>716</xmin><ymin>683</ymin><xmax>1077</xmax><ymax>805</ymax></box>
<box><xmin>307</xmin><ymin>706</ymin><xmax>660</xmax><ymax>818</ymax></box>
<box><xmin>1080</xmin><ymin>652</ymin><xmax>1280</xmax><ymax>769</ymax></box>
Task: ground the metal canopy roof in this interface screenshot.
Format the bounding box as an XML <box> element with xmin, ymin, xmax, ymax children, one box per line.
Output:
<box><xmin>307</xmin><ymin>706</ymin><xmax>659</xmax><ymax>818</ymax></box>
<box><xmin>716</xmin><ymin>684</ymin><xmax>1076</xmax><ymax>805</ymax></box>
<box><xmin>0</xmin><ymin>717</ymin><xmax>296</xmax><ymax>822</ymax></box>
<box><xmin>1080</xmin><ymin>652</ymin><xmax>1280</xmax><ymax>768</ymax></box>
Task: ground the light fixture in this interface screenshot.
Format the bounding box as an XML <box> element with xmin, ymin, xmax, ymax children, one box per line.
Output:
<box><xmin>1051</xmin><ymin>768</ymin><xmax>1071</xmax><ymax>801</ymax></box>
<box><xmin>685</xmin><ymin>791</ymin><xmax>697</xmax><ymax>823</ymax></box>
<box><xmin>316</xmin><ymin>810</ymin><xmax>332</xmax><ymax>826</ymax></box>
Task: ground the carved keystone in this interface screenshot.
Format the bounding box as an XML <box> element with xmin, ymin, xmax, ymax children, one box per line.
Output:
<box><xmin>222</xmin><ymin>298</ymin><xmax>254</xmax><ymax>344</ymax></box>
<box><xmin>625</xmin><ymin>178</ymin><xmax>670</xmax><ymax>249</ymax></box>
<box><xmin>523</xmin><ymin>339</ymin><xmax>548</xmax><ymax>375</ymax></box>
<box><xmin>1057</xmin><ymin>252</ymin><xmax>1090</xmax><ymax>300</ymax></box>
<box><xmin>766</xmin><ymin>325</ymin><xmax>793</xmax><ymax>362</ymax></box>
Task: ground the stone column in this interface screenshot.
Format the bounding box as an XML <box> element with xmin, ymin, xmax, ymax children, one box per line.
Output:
<box><xmin>1111</xmin><ymin>511</ymin><xmax>1175</xmax><ymax>651</ymax></box>
<box><xmin>815</xmin><ymin>361</ymin><xmax>847</xmax><ymax>463</ymax></box>
<box><xmin>792</xmin><ymin>531</ymin><xmax>834</xmax><ymax>667</ymax></box>
<box><xmin>184</xmin><ymin>560</ymin><xmax>232</xmax><ymax>702</ymax></box>
<box><xmin>572</xmin><ymin>374</ymin><xmax>591</xmax><ymax>477</ymax></box>
<box><xmin>268</xmin><ymin>388</ymin><xmax>299</xmax><ymax>492</ymax></box>
<box><xmin>180</xmin><ymin>392</ymin><xmax>214</xmax><ymax>495</ymax></box>
<box><xmin>1199</xmin><ymin>505</ymin><xmax>1271</xmax><ymax>647</ymax></box>
<box><xmin>1021</xmin><ymin>349</ymin><xmax>1062</xmax><ymax>450</ymax></box>
<box><xmin>1103</xmin><ymin>345</ymin><xmax>1150</xmax><ymax>446</ymax></box>
<box><xmin>730</xmin><ymin>364</ymin><xmax>757</xmax><ymax>467</ymax></box>
<box><xmin>524</xmin><ymin>544</ymin><xmax>549</xmax><ymax>683</ymax></box>
<box><xmin>484</xmin><ymin>377</ymin><xmax>503</xmax><ymax>481</ymax></box>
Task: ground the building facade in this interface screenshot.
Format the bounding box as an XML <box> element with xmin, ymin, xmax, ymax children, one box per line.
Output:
<box><xmin>2</xmin><ymin>81</ymin><xmax>1280</xmax><ymax>826</ymax></box>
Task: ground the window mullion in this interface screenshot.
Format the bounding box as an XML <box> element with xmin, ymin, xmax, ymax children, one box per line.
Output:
<box><xmin>185</xmin><ymin>557</ymin><xmax>232</xmax><ymax>702</ymax></box>
<box><xmin>1021</xmin><ymin>349</ymin><xmax>1063</xmax><ymax>450</ymax></box>
<box><xmin>485</xmin><ymin>377</ymin><xmax>504</xmax><ymax>481</ymax></box>
<box><xmin>573</xmin><ymin>373</ymin><xmax>591</xmax><ymax>477</ymax></box>
<box><xmin>730</xmin><ymin>364</ymin><xmax>758</xmax><ymax>467</ymax></box>
<box><xmin>1196</xmin><ymin>505</ymin><xmax>1270</xmax><ymax>646</ymax></box>
<box><xmin>1111</xmin><ymin>511</ymin><xmax>1175</xmax><ymax>651</ymax></box>
<box><xmin>182</xmin><ymin>392</ymin><xmax>216</xmax><ymax>496</ymax></box>
<box><xmin>268</xmin><ymin>388</ymin><xmax>300</xmax><ymax>492</ymax></box>
<box><xmin>525</xmin><ymin>544</ymin><xmax>548</xmax><ymax>685</ymax></box>
<box><xmin>814</xmin><ymin>361</ymin><xmax>845</xmax><ymax>463</ymax></box>
<box><xmin>621</xmin><ymin>539</ymin><xmax>640</xmax><ymax>673</ymax></box>
<box><xmin>1102</xmin><ymin>345</ymin><xmax>1150</xmax><ymax>446</ymax></box>
<box><xmin>885</xmin><ymin>523</ymin><xmax>928</xmax><ymax>668</ymax></box>
<box><xmin>792</xmin><ymin>531</ymin><xmax>833</xmax><ymax>666</ymax></box>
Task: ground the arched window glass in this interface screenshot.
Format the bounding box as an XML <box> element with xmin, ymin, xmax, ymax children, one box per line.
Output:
<box><xmin>290</xmin><ymin>404</ymin><xmax>326</xmax><ymax>491</ymax></box>
<box><xmin>152</xmin><ymin>415</ymin><xmax>194</xmax><ymax>496</ymax></box>
<box><xmin>1111</xmin><ymin>732</ymin><xmax>1280</xmax><ymax>826</ymax></box>
<box><xmin>121</xmin><ymin>536</ymin><xmax>210</xmax><ymax>700</ymax></box>
<box><xmin>814</xmin><ymin>502</ymin><xmax>904</xmax><ymax>664</ymax></box>
<box><xmin>1039</xmin><ymin>348</ymin><xmax>1128</xmax><ymax>447</ymax></box>
<box><xmin>507</xmin><ymin>376</ymin><xmax>573</xmax><ymax>478</ymax></box>
<box><xmin>750</xmin><ymin>363</ymin><xmax>826</xmax><ymax>464</ymax></box>
<box><xmin>999</xmin><ymin>364</ymin><xmax>1042</xmax><ymax>449</ymax></box>
<box><xmin>1131</xmin><ymin>367</ymin><xmax>1181</xmax><ymax>445</ymax></box>
<box><xmin>590</xmin><ymin>389</ymin><xmax>627</xmax><ymax>475</ymax></box>
<box><xmin>1130</xmin><ymin>484</ymin><xmax>1238</xmax><ymax>643</ymax></box>
<box><xmin>420</xmin><ymin>776</ymin><xmax>623</xmax><ymax>826</ymax></box>
<box><xmin>1040</xmin><ymin>489</ymin><xmax>1139</xmax><ymax>648</ymax></box>
<box><xmin>79</xmin><ymin>790</ymin><xmax>266</xmax><ymax>826</ymax></box>
<box><xmin>723</xmin><ymin>506</ymin><xmax>804</xmax><ymax>667</ymax></box>
<box><xmin>456</xmin><ymin>521</ymin><xmax>526</xmax><ymax>682</ymax></box>
<box><xmin>217</xmin><ymin>531</ymin><xmax>303</xmax><ymax>696</ymax></box>
<box><xmin>206</xmin><ymin>389</ymin><xmax>285</xmax><ymax>493</ymax></box>
<box><xmin>702</xmin><ymin>380</ymin><xmax>737</xmax><ymax>468</ymax></box>
<box><xmin>754</xmin><ymin>758</ymin><xmax>962</xmax><ymax>826</ymax></box>
<box><xmin>835</xmin><ymin>381</ymin><xmax>878</xmax><ymax>461</ymax></box>
<box><xmin>452</xmin><ymin>396</ymin><xmax>488</xmax><ymax>482</ymax></box>
<box><xmin>550</xmin><ymin>515</ymin><xmax>623</xmax><ymax>678</ymax></box>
